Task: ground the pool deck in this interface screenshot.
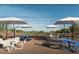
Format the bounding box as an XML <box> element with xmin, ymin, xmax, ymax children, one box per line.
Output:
<box><xmin>0</xmin><ymin>38</ymin><xmax>75</xmax><ymax>54</ymax></box>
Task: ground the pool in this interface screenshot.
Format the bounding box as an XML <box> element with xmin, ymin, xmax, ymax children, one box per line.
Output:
<box><xmin>61</xmin><ymin>38</ymin><xmax>79</xmax><ymax>47</ymax></box>
<box><xmin>61</xmin><ymin>38</ymin><xmax>79</xmax><ymax>53</ymax></box>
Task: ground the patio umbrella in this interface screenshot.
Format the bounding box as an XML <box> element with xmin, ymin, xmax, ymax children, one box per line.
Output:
<box><xmin>46</xmin><ymin>24</ymin><xmax>60</xmax><ymax>40</ymax></box>
<box><xmin>15</xmin><ymin>24</ymin><xmax>32</xmax><ymax>28</ymax></box>
<box><xmin>54</xmin><ymin>17</ymin><xmax>79</xmax><ymax>40</ymax></box>
<box><xmin>15</xmin><ymin>24</ymin><xmax>32</xmax><ymax>35</ymax></box>
<box><xmin>46</xmin><ymin>24</ymin><xmax>60</xmax><ymax>33</ymax></box>
<box><xmin>46</xmin><ymin>24</ymin><xmax>59</xmax><ymax>28</ymax></box>
<box><xmin>0</xmin><ymin>17</ymin><xmax>27</xmax><ymax>39</ymax></box>
<box><xmin>0</xmin><ymin>17</ymin><xmax>27</xmax><ymax>24</ymax></box>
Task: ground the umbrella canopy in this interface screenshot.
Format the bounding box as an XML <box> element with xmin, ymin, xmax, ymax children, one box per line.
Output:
<box><xmin>46</xmin><ymin>24</ymin><xmax>59</xmax><ymax>28</ymax></box>
<box><xmin>15</xmin><ymin>24</ymin><xmax>32</xmax><ymax>35</ymax></box>
<box><xmin>54</xmin><ymin>17</ymin><xmax>79</xmax><ymax>24</ymax></box>
<box><xmin>46</xmin><ymin>24</ymin><xmax>60</xmax><ymax>38</ymax></box>
<box><xmin>0</xmin><ymin>17</ymin><xmax>27</xmax><ymax>24</ymax></box>
<box><xmin>15</xmin><ymin>24</ymin><xmax>32</xmax><ymax>28</ymax></box>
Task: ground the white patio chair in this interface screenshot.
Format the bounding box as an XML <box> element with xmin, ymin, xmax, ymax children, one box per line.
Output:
<box><xmin>8</xmin><ymin>37</ymin><xmax>23</xmax><ymax>49</ymax></box>
<box><xmin>0</xmin><ymin>38</ymin><xmax>15</xmax><ymax>52</ymax></box>
<box><xmin>14</xmin><ymin>37</ymin><xmax>20</xmax><ymax>44</ymax></box>
<box><xmin>3</xmin><ymin>40</ymin><xmax>15</xmax><ymax>52</ymax></box>
<box><xmin>0</xmin><ymin>38</ymin><xmax>3</xmax><ymax>43</ymax></box>
<box><xmin>48</xmin><ymin>34</ymin><xmax>56</xmax><ymax>40</ymax></box>
<box><xmin>23</xmin><ymin>39</ymin><xmax>26</xmax><ymax>44</ymax></box>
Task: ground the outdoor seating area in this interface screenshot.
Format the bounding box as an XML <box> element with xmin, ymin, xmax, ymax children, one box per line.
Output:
<box><xmin>1</xmin><ymin>5</ymin><xmax>79</xmax><ymax>54</ymax></box>
<box><xmin>0</xmin><ymin>17</ymin><xmax>32</xmax><ymax>52</ymax></box>
<box><xmin>42</xmin><ymin>17</ymin><xmax>79</xmax><ymax>53</ymax></box>
<box><xmin>0</xmin><ymin>16</ymin><xmax>79</xmax><ymax>53</ymax></box>
<box><xmin>0</xmin><ymin>35</ymin><xmax>31</xmax><ymax>53</ymax></box>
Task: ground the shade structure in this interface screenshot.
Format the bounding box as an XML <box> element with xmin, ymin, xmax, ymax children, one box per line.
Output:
<box><xmin>46</xmin><ymin>24</ymin><xmax>60</xmax><ymax>40</ymax></box>
<box><xmin>15</xmin><ymin>24</ymin><xmax>32</xmax><ymax>35</ymax></box>
<box><xmin>46</xmin><ymin>24</ymin><xmax>59</xmax><ymax>28</ymax></box>
<box><xmin>54</xmin><ymin>17</ymin><xmax>79</xmax><ymax>40</ymax></box>
<box><xmin>0</xmin><ymin>17</ymin><xmax>27</xmax><ymax>24</ymax></box>
<box><xmin>0</xmin><ymin>17</ymin><xmax>27</xmax><ymax>39</ymax></box>
<box><xmin>15</xmin><ymin>24</ymin><xmax>32</xmax><ymax>28</ymax></box>
<box><xmin>55</xmin><ymin>17</ymin><xmax>79</xmax><ymax>24</ymax></box>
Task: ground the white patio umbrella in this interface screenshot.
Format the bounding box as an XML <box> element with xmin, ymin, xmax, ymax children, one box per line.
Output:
<box><xmin>54</xmin><ymin>17</ymin><xmax>79</xmax><ymax>24</ymax></box>
<box><xmin>0</xmin><ymin>17</ymin><xmax>27</xmax><ymax>24</ymax></box>
<box><xmin>54</xmin><ymin>17</ymin><xmax>79</xmax><ymax>40</ymax></box>
<box><xmin>15</xmin><ymin>24</ymin><xmax>32</xmax><ymax>28</ymax></box>
<box><xmin>0</xmin><ymin>17</ymin><xmax>27</xmax><ymax>39</ymax></box>
<box><xmin>46</xmin><ymin>24</ymin><xmax>59</xmax><ymax>28</ymax></box>
<box><xmin>46</xmin><ymin>24</ymin><xmax>60</xmax><ymax>33</ymax></box>
<box><xmin>46</xmin><ymin>24</ymin><xmax>60</xmax><ymax>40</ymax></box>
<box><xmin>15</xmin><ymin>24</ymin><xmax>32</xmax><ymax>35</ymax></box>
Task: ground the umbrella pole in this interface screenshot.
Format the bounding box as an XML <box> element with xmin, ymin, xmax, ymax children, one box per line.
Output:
<box><xmin>13</xmin><ymin>24</ymin><xmax>15</xmax><ymax>38</ymax></box>
<box><xmin>69</xmin><ymin>26</ymin><xmax>71</xmax><ymax>39</ymax></box>
<box><xmin>6</xmin><ymin>24</ymin><xmax>7</xmax><ymax>39</ymax></box>
<box><xmin>64</xmin><ymin>24</ymin><xmax>65</xmax><ymax>37</ymax></box>
<box><xmin>72</xmin><ymin>24</ymin><xmax>74</xmax><ymax>40</ymax></box>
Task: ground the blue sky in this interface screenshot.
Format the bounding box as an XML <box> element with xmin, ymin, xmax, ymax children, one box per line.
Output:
<box><xmin>0</xmin><ymin>4</ymin><xmax>79</xmax><ymax>31</ymax></box>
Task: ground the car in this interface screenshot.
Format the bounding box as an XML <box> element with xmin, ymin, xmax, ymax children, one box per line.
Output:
<box><xmin>19</xmin><ymin>35</ymin><xmax>31</xmax><ymax>41</ymax></box>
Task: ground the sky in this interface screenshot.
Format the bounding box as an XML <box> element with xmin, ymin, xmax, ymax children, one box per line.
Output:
<box><xmin>0</xmin><ymin>4</ymin><xmax>79</xmax><ymax>31</ymax></box>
